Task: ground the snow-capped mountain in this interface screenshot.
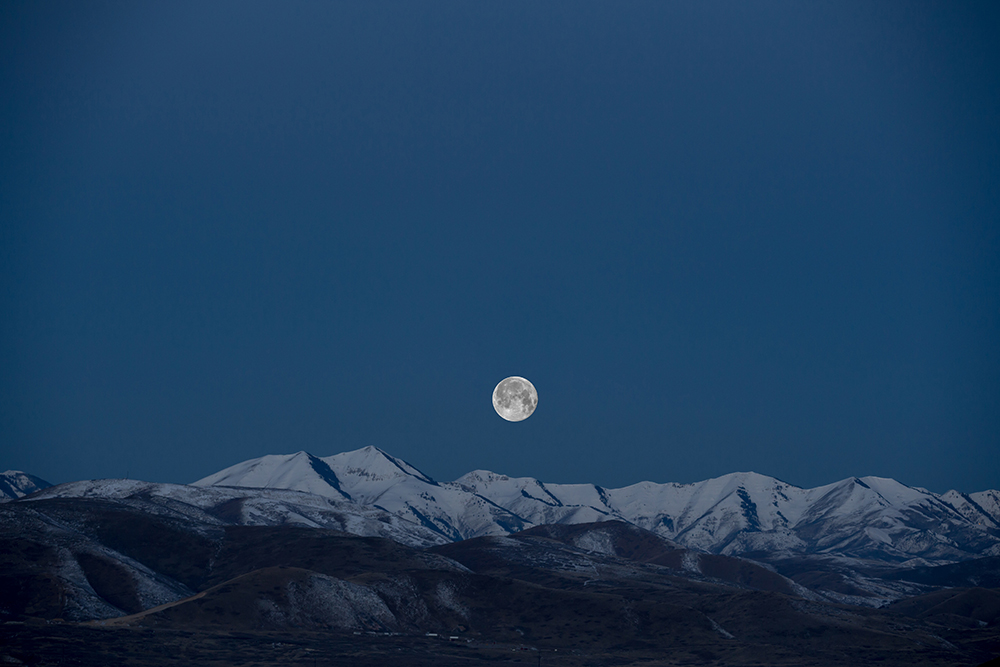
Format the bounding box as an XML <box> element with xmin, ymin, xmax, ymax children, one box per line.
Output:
<box><xmin>193</xmin><ymin>447</ymin><xmax>1000</xmax><ymax>564</ymax></box>
<box><xmin>940</xmin><ymin>488</ymin><xmax>1000</xmax><ymax>530</ymax></box>
<box><xmin>195</xmin><ymin>448</ymin><xmax>529</xmax><ymax>541</ymax></box>
<box><xmin>0</xmin><ymin>470</ymin><xmax>52</xmax><ymax>500</ymax></box>
<box><xmin>193</xmin><ymin>452</ymin><xmax>351</xmax><ymax>501</ymax></box>
<box><xmin>458</xmin><ymin>470</ymin><xmax>1000</xmax><ymax>562</ymax></box>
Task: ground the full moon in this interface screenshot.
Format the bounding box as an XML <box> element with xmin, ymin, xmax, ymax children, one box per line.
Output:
<box><xmin>492</xmin><ymin>376</ymin><xmax>538</xmax><ymax>422</ymax></box>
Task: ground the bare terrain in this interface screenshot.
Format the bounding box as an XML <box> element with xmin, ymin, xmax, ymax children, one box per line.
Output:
<box><xmin>2</xmin><ymin>492</ymin><xmax>999</xmax><ymax>666</ymax></box>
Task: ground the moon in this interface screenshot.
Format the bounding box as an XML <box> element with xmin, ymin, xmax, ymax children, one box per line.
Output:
<box><xmin>492</xmin><ymin>376</ymin><xmax>538</xmax><ymax>422</ymax></box>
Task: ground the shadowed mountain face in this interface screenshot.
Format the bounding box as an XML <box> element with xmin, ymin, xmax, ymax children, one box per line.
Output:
<box><xmin>23</xmin><ymin>478</ymin><xmax>446</xmax><ymax>547</ymax></box>
<box><xmin>888</xmin><ymin>587</ymin><xmax>1000</xmax><ymax>627</ymax></box>
<box><xmin>431</xmin><ymin>521</ymin><xmax>808</xmax><ymax>599</ymax></box>
<box><xmin>0</xmin><ymin>494</ymin><xmax>457</xmax><ymax>622</ymax></box>
<box><xmin>882</xmin><ymin>556</ymin><xmax>1000</xmax><ymax>589</ymax></box>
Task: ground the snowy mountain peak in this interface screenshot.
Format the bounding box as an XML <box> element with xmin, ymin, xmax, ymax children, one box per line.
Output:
<box><xmin>713</xmin><ymin>470</ymin><xmax>784</xmax><ymax>484</ymax></box>
<box><xmin>853</xmin><ymin>476</ymin><xmax>938</xmax><ymax>504</ymax></box>
<box><xmin>0</xmin><ymin>470</ymin><xmax>52</xmax><ymax>500</ymax></box>
<box><xmin>321</xmin><ymin>446</ymin><xmax>437</xmax><ymax>489</ymax></box>
<box><xmin>454</xmin><ymin>470</ymin><xmax>568</xmax><ymax>510</ymax></box>
<box><xmin>192</xmin><ymin>451</ymin><xmax>350</xmax><ymax>501</ymax></box>
<box><xmin>455</xmin><ymin>470</ymin><xmax>512</xmax><ymax>486</ymax></box>
<box><xmin>941</xmin><ymin>489</ymin><xmax>1000</xmax><ymax>529</ymax></box>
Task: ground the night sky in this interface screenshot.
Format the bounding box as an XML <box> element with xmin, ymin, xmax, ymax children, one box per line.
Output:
<box><xmin>2</xmin><ymin>2</ymin><xmax>997</xmax><ymax>493</ymax></box>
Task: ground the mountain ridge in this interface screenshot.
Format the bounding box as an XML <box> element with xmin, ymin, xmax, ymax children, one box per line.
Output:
<box><xmin>188</xmin><ymin>446</ymin><xmax>1000</xmax><ymax>565</ymax></box>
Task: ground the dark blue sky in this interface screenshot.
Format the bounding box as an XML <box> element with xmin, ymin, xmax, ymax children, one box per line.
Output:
<box><xmin>2</xmin><ymin>1</ymin><xmax>997</xmax><ymax>493</ymax></box>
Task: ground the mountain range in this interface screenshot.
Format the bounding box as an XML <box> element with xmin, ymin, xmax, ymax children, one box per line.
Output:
<box><xmin>189</xmin><ymin>446</ymin><xmax>1000</xmax><ymax>566</ymax></box>
<box><xmin>4</xmin><ymin>447</ymin><xmax>999</xmax><ymax>666</ymax></box>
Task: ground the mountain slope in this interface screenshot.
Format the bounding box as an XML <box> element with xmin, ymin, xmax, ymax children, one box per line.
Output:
<box><xmin>28</xmin><ymin>478</ymin><xmax>446</xmax><ymax>547</ymax></box>
<box><xmin>0</xmin><ymin>470</ymin><xmax>52</xmax><ymax>500</ymax></box>
<box><xmin>942</xmin><ymin>489</ymin><xmax>1000</xmax><ymax>529</ymax></box>
<box><xmin>192</xmin><ymin>452</ymin><xmax>351</xmax><ymax>501</ymax></box>
<box><xmin>0</xmin><ymin>489</ymin><xmax>460</xmax><ymax>623</ymax></box>
<box><xmin>195</xmin><ymin>447</ymin><xmax>531</xmax><ymax>541</ymax></box>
